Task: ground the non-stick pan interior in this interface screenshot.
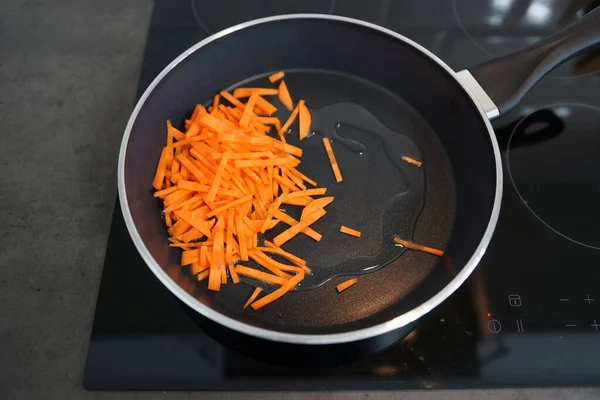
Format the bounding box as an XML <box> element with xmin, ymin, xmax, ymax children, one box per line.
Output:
<box><xmin>123</xmin><ymin>17</ymin><xmax>498</xmax><ymax>336</ymax></box>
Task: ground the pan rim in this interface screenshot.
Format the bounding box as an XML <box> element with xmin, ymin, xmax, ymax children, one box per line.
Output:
<box><xmin>117</xmin><ymin>13</ymin><xmax>503</xmax><ymax>344</ymax></box>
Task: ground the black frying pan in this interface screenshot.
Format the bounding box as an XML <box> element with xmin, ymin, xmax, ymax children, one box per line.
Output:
<box><xmin>118</xmin><ymin>11</ymin><xmax>600</xmax><ymax>344</ymax></box>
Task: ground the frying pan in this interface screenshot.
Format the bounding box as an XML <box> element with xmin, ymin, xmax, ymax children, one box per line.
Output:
<box><xmin>118</xmin><ymin>11</ymin><xmax>600</xmax><ymax>345</ymax></box>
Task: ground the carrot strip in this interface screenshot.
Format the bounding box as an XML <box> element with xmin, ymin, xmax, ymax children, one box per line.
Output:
<box><xmin>206</xmin><ymin>194</ymin><xmax>253</xmax><ymax>218</ymax></box>
<box><xmin>205</xmin><ymin>152</ymin><xmax>231</xmax><ymax>202</ymax></box>
<box><xmin>394</xmin><ymin>238</ymin><xmax>444</xmax><ymax>257</ymax></box>
<box><xmin>176</xmin><ymin>154</ymin><xmax>206</xmax><ymax>182</ymax></box>
<box><xmin>235</xmin><ymin>214</ymin><xmax>249</xmax><ymax>261</ymax></box>
<box><xmin>250</xmin><ymin>272</ymin><xmax>304</xmax><ymax>310</ymax></box>
<box><xmin>152</xmin><ymin>147</ymin><xmax>169</xmax><ymax>190</ymax></box>
<box><xmin>301</xmin><ymin>196</ymin><xmax>334</xmax><ymax>221</ymax></box>
<box><xmin>261</xmin><ymin>241</ymin><xmax>307</xmax><ymax>266</ymax></box>
<box><xmin>250</xmin><ymin>250</ymin><xmax>305</xmax><ymax>274</ymax></box>
<box><xmin>234</xmin><ymin>265</ymin><xmax>289</xmax><ymax>285</ymax></box>
<box><xmin>254</xmin><ymin>96</ymin><xmax>278</xmax><ymax>116</ymax></box>
<box><xmin>197</xmin><ymin>269</ymin><xmax>210</xmax><ymax>282</ymax></box>
<box><xmin>240</xmin><ymin>92</ymin><xmax>259</xmax><ymax>129</ymax></box>
<box><xmin>340</xmin><ymin>226</ymin><xmax>361</xmax><ymax>238</ymax></box>
<box><xmin>277</xmin><ymin>81</ymin><xmax>293</xmax><ymax>111</ymax></box>
<box><xmin>284</xmin><ymin>188</ymin><xmax>326</xmax><ymax>201</ymax></box>
<box><xmin>233</xmin><ymin>88</ymin><xmax>279</xmax><ymax>98</ymax></box>
<box><xmin>220</xmin><ymin>91</ymin><xmax>244</xmax><ymax>108</ymax></box>
<box><xmin>154</xmin><ymin>186</ymin><xmax>179</xmax><ymax>198</ymax></box>
<box><xmin>268</xmin><ymin>71</ymin><xmax>285</xmax><ymax>83</ymax></box>
<box><xmin>249</xmin><ymin>251</ymin><xmax>293</xmax><ymax>278</ymax></box>
<box><xmin>272</xmin><ymin>210</ymin><xmax>322</xmax><ymax>242</ymax></box>
<box><xmin>289</xmin><ymin>167</ymin><xmax>317</xmax><ymax>187</ymax></box>
<box><xmin>401</xmin><ymin>155</ymin><xmax>423</xmax><ymax>167</ymax></box>
<box><xmin>244</xmin><ymin>287</ymin><xmax>263</xmax><ymax>309</ymax></box>
<box><xmin>278</xmin><ymin>100</ymin><xmax>302</xmax><ymax>136</ymax></box>
<box><xmin>235</xmin><ymin>158</ymin><xmax>299</xmax><ymax>168</ymax></box>
<box><xmin>272</xmin><ymin>140</ymin><xmax>303</xmax><ymax>158</ymax></box>
<box><xmin>229</xmin><ymin>263</ymin><xmax>240</xmax><ymax>284</ymax></box>
<box><xmin>336</xmin><ymin>278</ymin><xmax>358</xmax><ymax>293</ymax></box>
<box><xmin>298</xmin><ymin>102</ymin><xmax>311</xmax><ymax>140</ymax></box>
<box><xmin>322</xmin><ymin>138</ymin><xmax>343</xmax><ymax>183</ymax></box>
<box><xmin>273</xmin><ymin>209</ymin><xmax>326</xmax><ymax>247</ymax></box>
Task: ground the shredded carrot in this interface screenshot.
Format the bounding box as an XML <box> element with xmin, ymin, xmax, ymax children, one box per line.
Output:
<box><xmin>298</xmin><ymin>102</ymin><xmax>311</xmax><ymax>140</ymax></box>
<box><xmin>401</xmin><ymin>155</ymin><xmax>423</xmax><ymax>167</ymax></box>
<box><xmin>340</xmin><ymin>226</ymin><xmax>361</xmax><ymax>238</ymax></box>
<box><xmin>336</xmin><ymin>278</ymin><xmax>358</xmax><ymax>293</ymax></box>
<box><xmin>277</xmin><ymin>81</ymin><xmax>293</xmax><ymax>111</ymax></box>
<box><xmin>152</xmin><ymin>83</ymin><xmax>344</xmax><ymax>309</ymax></box>
<box><xmin>394</xmin><ymin>238</ymin><xmax>444</xmax><ymax>257</ymax></box>
<box><xmin>251</xmin><ymin>272</ymin><xmax>304</xmax><ymax>310</ymax></box>
<box><xmin>268</xmin><ymin>71</ymin><xmax>285</xmax><ymax>83</ymax></box>
<box><xmin>322</xmin><ymin>138</ymin><xmax>343</xmax><ymax>183</ymax></box>
<box><xmin>244</xmin><ymin>287</ymin><xmax>263</xmax><ymax>309</ymax></box>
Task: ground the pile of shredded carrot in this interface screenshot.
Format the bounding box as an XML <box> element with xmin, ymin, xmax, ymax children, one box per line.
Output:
<box><xmin>152</xmin><ymin>71</ymin><xmax>442</xmax><ymax>310</ymax></box>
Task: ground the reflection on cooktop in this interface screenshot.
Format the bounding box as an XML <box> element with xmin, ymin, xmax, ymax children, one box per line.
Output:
<box><xmin>453</xmin><ymin>0</ymin><xmax>600</xmax><ymax>78</ymax></box>
<box><xmin>507</xmin><ymin>103</ymin><xmax>600</xmax><ymax>249</ymax></box>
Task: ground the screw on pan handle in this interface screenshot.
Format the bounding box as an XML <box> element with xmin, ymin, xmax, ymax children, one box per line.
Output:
<box><xmin>469</xmin><ymin>6</ymin><xmax>600</xmax><ymax>116</ymax></box>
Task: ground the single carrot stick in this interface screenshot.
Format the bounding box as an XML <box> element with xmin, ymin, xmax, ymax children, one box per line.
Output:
<box><xmin>244</xmin><ymin>287</ymin><xmax>263</xmax><ymax>309</ymax></box>
<box><xmin>233</xmin><ymin>88</ymin><xmax>279</xmax><ymax>98</ymax></box>
<box><xmin>235</xmin><ymin>265</ymin><xmax>289</xmax><ymax>285</ymax></box>
<box><xmin>176</xmin><ymin>154</ymin><xmax>206</xmax><ymax>182</ymax></box>
<box><xmin>284</xmin><ymin>188</ymin><xmax>326</xmax><ymax>201</ymax></box>
<box><xmin>322</xmin><ymin>138</ymin><xmax>343</xmax><ymax>182</ymax></box>
<box><xmin>340</xmin><ymin>226</ymin><xmax>361</xmax><ymax>238</ymax></box>
<box><xmin>288</xmin><ymin>167</ymin><xmax>317</xmax><ymax>187</ymax></box>
<box><xmin>213</xmin><ymin>94</ymin><xmax>220</xmax><ymax>110</ymax></box>
<box><xmin>273</xmin><ymin>208</ymin><xmax>326</xmax><ymax>247</ymax></box>
<box><xmin>394</xmin><ymin>238</ymin><xmax>444</xmax><ymax>257</ymax></box>
<box><xmin>278</xmin><ymin>100</ymin><xmax>302</xmax><ymax>136</ymax></box>
<box><xmin>197</xmin><ymin>269</ymin><xmax>210</xmax><ymax>282</ymax></box>
<box><xmin>254</xmin><ymin>96</ymin><xmax>278</xmax><ymax>116</ymax></box>
<box><xmin>301</xmin><ymin>196</ymin><xmax>334</xmax><ymax>221</ymax></box>
<box><xmin>250</xmin><ymin>250</ymin><xmax>305</xmax><ymax>274</ymax></box>
<box><xmin>220</xmin><ymin>91</ymin><xmax>244</xmax><ymax>108</ymax></box>
<box><xmin>336</xmin><ymin>278</ymin><xmax>358</xmax><ymax>293</ymax></box>
<box><xmin>268</xmin><ymin>71</ymin><xmax>285</xmax><ymax>83</ymax></box>
<box><xmin>277</xmin><ymin>81</ymin><xmax>293</xmax><ymax>111</ymax></box>
<box><xmin>235</xmin><ymin>214</ymin><xmax>249</xmax><ymax>261</ymax></box>
<box><xmin>235</xmin><ymin>158</ymin><xmax>299</xmax><ymax>168</ymax></box>
<box><xmin>205</xmin><ymin>152</ymin><xmax>230</xmax><ymax>202</ymax></box>
<box><xmin>154</xmin><ymin>186</ymin><xmax>179</xmax><ymax>198</ymax></box>
<box><xmin>272</xmin><ymin>210</ymin><xmax>322</xmax><ymax>242</ymax></box>
<box><xmin>250</xmin><ymin>272</ymin><xmax>304</xmax><ymax>310</ymax></box>
<box><xmin>261</xmin><ymin>241</ymin><xmax>307</xmax><ymax>266</ymax></box>
<box><xmin>240</xmin><ymin>92</ymin><xmax>259</xmax><ymax>129</ymax></box>
<box><xmin>401</xmin><ymin>155</ymin><xmax>423</xmax><ymax>167</ymax></box>
<box><xmin>229</xmin><ymin>263</ymin><xmax>240</xmax><ymax>284</ymax></box>
<box><xmin>248</xmin><ymin>251</ymin><xmax>293</xmax><ymax>278</ymax></box>
<box><xmin>152</xmin><ymin>147</ymin><xmax>169</xmax><ymax>190</ymax></box>
<box><xmin>206</xmin><ymin>194</ymin><xmax>253</xmax><ymax>218</ymax></box>
<box><xmin>298</xmin><ymin>102</ymin><xmax>311</xmax><ymax>140</ymax></box>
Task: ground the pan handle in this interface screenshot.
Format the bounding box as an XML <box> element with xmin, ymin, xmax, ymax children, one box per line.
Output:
<box><xmin>458</xmin><ymin>5</ymin><xmax>600</xmax><ymax>119</ymax></box>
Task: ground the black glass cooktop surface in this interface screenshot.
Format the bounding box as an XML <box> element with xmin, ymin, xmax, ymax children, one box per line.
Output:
<box><xmin>84</xmin><ymin>0</ymin><xmax>600</xmax><ymax>390</ymax></box>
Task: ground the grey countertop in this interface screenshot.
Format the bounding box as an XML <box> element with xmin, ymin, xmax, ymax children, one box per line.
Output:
<box><xmin>1</xmin><ymin>1</ymin><xmax>599</xmax><ymax>399</ymax></box>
